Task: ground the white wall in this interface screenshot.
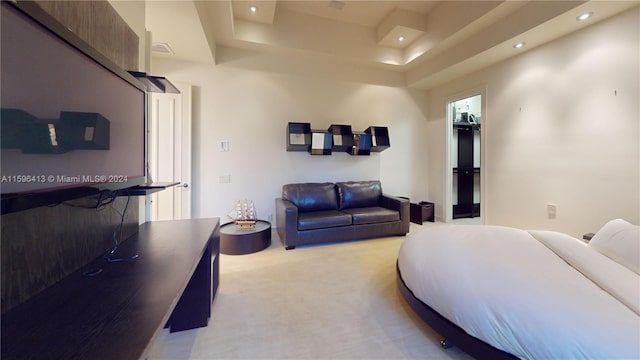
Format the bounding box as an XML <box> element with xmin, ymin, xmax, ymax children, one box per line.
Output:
<box><xmin>426</xmin><ymin>8</ymin><xmax>640</xmax><ymax>237</ymax></box>
<box><xmin>151</xmin><ymin>56</ymin><xmax>430</xmax><ymax>222</ymax></box>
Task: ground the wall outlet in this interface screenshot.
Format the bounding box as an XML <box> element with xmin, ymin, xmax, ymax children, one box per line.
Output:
<box><xmin>219</xmin><ymin>175</ymin><xmax>231</xmax><ymax>184</ymax></box>
<box><xmin>220</xmin><ymin>141</ymin><xmax>229</xmax><ymax>152</ymax></box>
<box><xmin>267</xmin><ymin>213</ymin><xmax>273</xmax><ymax>222</ymax></box>
<box><xmin>547</xmin><ymin>203</ymin><xmax>557</xmax><ymax>219</ymax></box>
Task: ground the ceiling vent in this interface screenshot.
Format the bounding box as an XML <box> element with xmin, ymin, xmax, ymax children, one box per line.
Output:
<box><xmin>151</xmin><ymin>42</ymin><xmax>174</xmax><ymax>55</ymax></box>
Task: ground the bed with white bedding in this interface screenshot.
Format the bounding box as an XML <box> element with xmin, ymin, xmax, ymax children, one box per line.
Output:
<box><xmin>397</xmin><ymin>219</ymin><xmax>640</xmax><ymax>359</ymax></box>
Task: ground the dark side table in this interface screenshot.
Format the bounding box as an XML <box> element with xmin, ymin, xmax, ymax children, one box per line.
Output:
<box><xmin>410</xmin><ymin>201</ymin><xmax>435</xmax><ymax>224</ymax></box>
<box><xmin>220</xmin><ymin>220</ymin><xmax>271</xmax><ymax>255</ymax></box>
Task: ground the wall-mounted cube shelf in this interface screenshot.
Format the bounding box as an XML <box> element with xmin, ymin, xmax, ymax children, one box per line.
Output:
<box><xmin>286</xmin><ymin>122</ymin><xmax>389</xmax><ymax>156</ymax></box>
<box><xmin>309</xmin><ymin>131</ymin><xmax>333</xmax><ymax>155</ymax></box>
<box><xmin>128</xmin><ymin>71</ymin><xmax>180</xmax><ymax>94</ymax></box>
<box><xmin>365</xmin><ymin>126</ymin><xmax>390</xmax><ymax>152</ymax></box>
<box><xmin>348</xmin><ymin>132</ymin><xmax>372</xmax><ymax>156</ymax></box>
<box><xmin>328</xmin><ymin>124</ymin><xmax>354</xmax><ymax>152</ymax></box>
<box><xmin>59</xmin><ymin>111</ymin><xmax>110</xmax><ymax>150</ymax></box>
<box><xmin>286</xmin><ymin>122</ymin><xmax>311</xmax><ymax>151</ymax></box>
<box><xmin>1</xmin><ymin>108</ymin><xmax>111</xmax><ymax>154</ymax></box>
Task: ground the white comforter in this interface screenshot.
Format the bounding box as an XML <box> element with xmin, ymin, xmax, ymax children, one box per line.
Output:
<box><xmin>397</xmin><ymin>224</ymin><xmax>640</xmax><ymax>359</ymax></box>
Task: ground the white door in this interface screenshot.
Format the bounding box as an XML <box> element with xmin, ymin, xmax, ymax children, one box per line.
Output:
<box><xmin>148</xmin><ymin>82</ymin><xmax>192</xmax><ymax>221</ymax></box>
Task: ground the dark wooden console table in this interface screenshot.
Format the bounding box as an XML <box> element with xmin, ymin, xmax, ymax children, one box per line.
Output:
<box><xmin>1</xmin><ymin>218</ymin><xmax>220</xmax><ymax>360</ymax></box>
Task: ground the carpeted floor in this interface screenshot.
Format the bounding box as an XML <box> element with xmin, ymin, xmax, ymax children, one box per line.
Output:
<box><xmin>147</xmin><ymin>223</ymin><xmax>472</xmax><ymax>360</ymax></box>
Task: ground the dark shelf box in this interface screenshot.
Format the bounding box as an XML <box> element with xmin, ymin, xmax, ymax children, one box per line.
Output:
<box><xmin>59</xmin><ymin>111</ymin><xmax>110</xmax><ymax>150</ymax></box>
<box><xmin>1</xmin><ymin>108</ymin><xmax>37</xmax><ymax>149</ymax></box>
<box><xmin>328</xmin><ymin>124</ymin><xmax>354</xmax><ymax>152</ymax></box>
<box><xmin>22</xmin><ymin>120</ymin><xmax>73</xmax><ymax>154</ymax></box>
<box><xmin>309</xmin><ymin>131</ymin><xmax>332</xmax><ymax>155</ymax></box>
<box><xmin>128</xmin><ymin>71</ymin><xmax>180</xmax><ymax>94</ymax></box>
<box><xmin>347</xmin><ymin>132</ymin><xmax>371</xmax><ymax>156</ymax></box>
<box><xmin>286</xmin><ymin>122</ymin><xmax>311</xmax><ymax>151</ymax></box>
<box><xmin>365</xmin><ymin>126</ymin><xmax>390</xmax><ymax>152</ymax></box>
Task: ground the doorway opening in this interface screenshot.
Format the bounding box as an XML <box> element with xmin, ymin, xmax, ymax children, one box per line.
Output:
<box><xmin>447</xmin><ymin>94</ymin><xmax>482</xmax><ymax>223</ymax></box>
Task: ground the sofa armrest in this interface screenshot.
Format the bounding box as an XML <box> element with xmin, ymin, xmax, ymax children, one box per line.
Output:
<box><xmin>380</xmin><ymin>195</ymin><xmax>410</xmax><ymax>234</ymax></box>
<box><xmin>275</xmin><ymin>198</ymin><xmax>299</xmax><ymax>246</ymax></box>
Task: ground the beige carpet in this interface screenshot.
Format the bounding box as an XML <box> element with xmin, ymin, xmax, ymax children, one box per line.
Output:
<box><xmin>147</xmin><ymin>223</ymin><xmax>472</xmax><ymax>360</ymax></box>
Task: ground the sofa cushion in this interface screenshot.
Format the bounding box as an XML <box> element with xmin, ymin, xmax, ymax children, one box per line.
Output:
<box><xmin>283</xmin><ymin>182</ymin><xmax>339</xmax><ymax>212</ymax></box>
<box><xmin>342</xmin><ymin>206</ymin><xmax>399</xmax><ymax>225</ymax></box>
<box><xmin>298</xmin><ymin>210</ymin><xmax>352</xmax><ymax>230</ymax></box>
<box><xmin>337</xmin><ymin>181</ymin><xmax>382</xmax><ymax>210</ymax></box>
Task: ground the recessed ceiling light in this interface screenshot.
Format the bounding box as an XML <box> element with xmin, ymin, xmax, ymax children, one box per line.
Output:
<box><xmin>576</xmin><ymin>12</ymin><xmax>593</xmax><ymax>21</ymax></box>
<box><xmin>513</xmin><ymin>42</ymin><xmax>525</xmax><ymax>49</ymax></box>
<box><xmin>249</xmin><ymin>5</ymin><xmax>258</xmax><ymax>13</ymax></box>
<box><xmin>398</xmin><ymin>36</ymin><xmax>405</xmax><ymax>42</ymax></box>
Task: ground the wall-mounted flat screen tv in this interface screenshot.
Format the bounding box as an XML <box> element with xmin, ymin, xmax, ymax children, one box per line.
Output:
<box><xmin>1</xmin><ymin>2</ymin><xmax>146</xmax><ymax>214</ymax></box>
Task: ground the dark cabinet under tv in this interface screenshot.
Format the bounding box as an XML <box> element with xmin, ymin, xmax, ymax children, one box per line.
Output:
<box><xmin>453</xmin><ymin>124</ymin><xmax>480</xmax><ymax>219</ymax></box>
<box><xmin>1</xmin><ymin>218</ymin><xmax>220</xmax><ymax>360</ymax></box>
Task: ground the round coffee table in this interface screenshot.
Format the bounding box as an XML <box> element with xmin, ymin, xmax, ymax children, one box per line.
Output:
<box><xmin>220</xmin><ymin>220</ymin><xmax>271</xmax><ymax>255</ymax></box>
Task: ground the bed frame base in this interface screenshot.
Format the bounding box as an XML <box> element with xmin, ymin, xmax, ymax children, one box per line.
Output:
<box><xmin>396</xmin><ymin>262</ymin><xmax>517</xmax><ymax>360</ymax></box>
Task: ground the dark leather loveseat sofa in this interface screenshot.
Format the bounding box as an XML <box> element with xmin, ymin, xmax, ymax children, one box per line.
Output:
<box><xmin>275</xmin><ymin>180</ymin><xmax>409</xmax><ymax>249</ymax></box>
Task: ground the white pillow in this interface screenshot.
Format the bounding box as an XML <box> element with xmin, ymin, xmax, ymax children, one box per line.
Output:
<box><xmin>589</xmin><ymin>219</ymin><xmax>640</xmax><ymax>275</ymax></box>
